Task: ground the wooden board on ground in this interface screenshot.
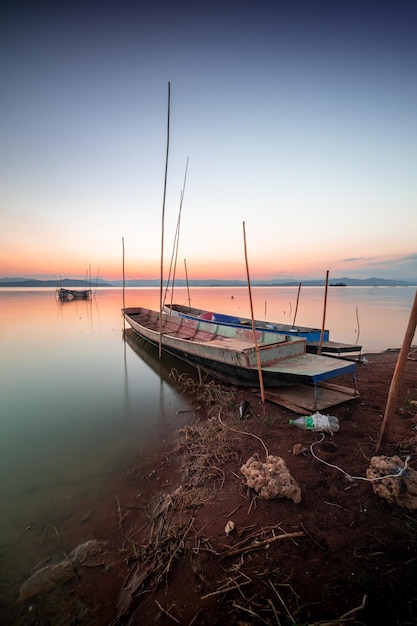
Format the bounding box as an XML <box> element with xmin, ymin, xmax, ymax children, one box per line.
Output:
<box><xmin>259</xmin><ymin>382</ymin><xmax>359</xmax><ymax>414</ymax></box>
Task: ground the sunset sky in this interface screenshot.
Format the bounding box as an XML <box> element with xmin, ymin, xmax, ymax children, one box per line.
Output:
<box><xmin>1</xmin><ymin>1</ymin><xmax>417</xmax><ymax>282</ymax></box>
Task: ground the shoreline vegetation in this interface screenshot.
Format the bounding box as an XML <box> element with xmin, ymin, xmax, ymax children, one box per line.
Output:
<box><xmin>4</xmin><ymin>348</ymin><xmax>417</xmax><ymax>625</ymax></box>
<box><xmin>1</xmin><ymin>276</ymin><xmax>417</xmax><ymax>288</ymax></box>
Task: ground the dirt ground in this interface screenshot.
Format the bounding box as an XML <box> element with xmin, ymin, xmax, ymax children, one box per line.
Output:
<box><xmin>3</xmin><ymin>348</ymin><xmax>417</xmax><ymax>626</ymax></box>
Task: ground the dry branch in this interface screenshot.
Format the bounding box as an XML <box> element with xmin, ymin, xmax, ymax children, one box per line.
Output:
<box><xmin>155</xmin><ymin>600</ymin><xmax>181</xmax><ymax>624</ymax></box>
<box><xmin>223</xmin><ymin>531</ymin><xmax>304</xmax><ymax>558</ymax></box>
<box><xmin>200</xmin><ymin>580</ymin><xmax>252</xmax><ymax>600</ymax></box>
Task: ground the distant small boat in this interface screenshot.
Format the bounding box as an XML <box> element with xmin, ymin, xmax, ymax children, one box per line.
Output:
<box><xmin>123</xmin><ymin>306</ymin><xmax>357</xmax><ymax>389</ymax></box>
<box><xmin>56</xmin><ymin>288</ymin><xmax>92</xmax><ymax>301</ymax></box>
<box><xmin>164</xmin><ymin>303</ymin><xmax>361</xmax><ymax>358</ymax></box>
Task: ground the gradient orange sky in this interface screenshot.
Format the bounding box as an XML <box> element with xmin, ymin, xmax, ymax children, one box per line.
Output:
<box><xmin>2</xmin><ymin>2</ymin><xmax>417</xmax><ymax>282</ymax></box>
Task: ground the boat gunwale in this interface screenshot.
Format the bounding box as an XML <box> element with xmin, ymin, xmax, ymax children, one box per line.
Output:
<box><xmin>164</xmin><ymin>303</ymin><xmax>328</xmax><ymax>337</ymax></box>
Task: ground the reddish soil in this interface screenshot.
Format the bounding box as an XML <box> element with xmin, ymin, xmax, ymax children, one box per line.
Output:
<box><xmin>3</xmin><ymin>349</ymin><xmax>417</xmax><ymax>626</ymax></box>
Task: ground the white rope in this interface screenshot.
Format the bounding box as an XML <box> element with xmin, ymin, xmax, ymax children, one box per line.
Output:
<box><xmin>217</xmin><ymin>411</ymin><xmax>269</xmax><ymax>458</ymax></box>
<box><xmin>310</xmin><ymin>434</ymin><xmax>411</xmax><ymax>482</ymax></box>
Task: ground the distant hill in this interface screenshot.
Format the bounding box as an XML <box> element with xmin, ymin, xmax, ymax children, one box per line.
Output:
<box><xmin>1</xmin><ymin>276</ymin><xmax>416</xmax><ymax>288</ymax></box>
<box><xmin>0</xmin><ymin>278</ymin><xmax>113</xmax><ymax>288</ymax></box>
<box><xmin>105</xmin><ymin>276</ymin><xmax>417</xmax><ymax>287</ymax></box>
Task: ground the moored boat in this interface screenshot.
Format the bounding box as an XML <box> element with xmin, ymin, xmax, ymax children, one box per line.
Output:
<box><xmin>56</xmin><ymin>288</ymin><xmax>92</xmax><ymax>301</ymax></box>
<box><xmin>164</xmin><ymin>303</ymin><xmax>361</xmax><ymax>358</ymax></box>
<box><xmin>123</xmin><ymin>306</ymin><xmax>358</xmax><ymax>390</ymax></box>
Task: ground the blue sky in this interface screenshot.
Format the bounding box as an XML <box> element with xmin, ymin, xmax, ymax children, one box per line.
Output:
<box><xmin>1</xmin><ymin>0</ymin><xmax>417</xmax><ymax>281</ymax></box>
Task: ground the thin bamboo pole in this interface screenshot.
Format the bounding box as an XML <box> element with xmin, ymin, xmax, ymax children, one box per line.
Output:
<box><xmin>376</xmin><ymin>289</ymin><xmax>417</xmax><ymax>453</ymax></box>
<box><xmin>317</xmin><ymin>270</ymin><xmax>329</xmax><ymax>355</ymax></box>
<box><xmin>184</xmin><ymin>259</ymin><xmax>191</xmax><ymax>306</ymax></box>
<box><xmin>165</xmin><ymin>197</ymin><xmax>181</xmax><ymax>309</ymax></box>
<box><xmin>355</xmin><ymin>306</ymin><xmax>360</xmax><ymax>345</ymax></box>
<box><xmin>242</xmin><ymin>221</ymin><xmax>265</xmax><ymax>404</ymax></box>
<box><xmin>122</xmin><ymin>237</ymin><xmax>125</xmax><ymax>312</ymax></box>
<box><xmin>292</xmin><ymin>282</ymin><xmax>302</xmax><ymax>328</ymax></box>
<box><xmin>159</xmin><ymin>82</ymin><xmax>171</xmax><ymax>358</ymax></box>
<box><xmin>94</xmin><ymin>266</ymin><xmax>100</xmax><ymax>295</ymax></box>
<box><xmin>165</xmin><ymin>157</ymin><xmax>189</xmax><ymax>309</ymax></box>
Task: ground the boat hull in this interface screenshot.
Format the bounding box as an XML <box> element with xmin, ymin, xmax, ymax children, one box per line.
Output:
<box><xmin>123</xmin><ymin>307</ymin><xmax>356</xmax><ymax>388</ymax></box>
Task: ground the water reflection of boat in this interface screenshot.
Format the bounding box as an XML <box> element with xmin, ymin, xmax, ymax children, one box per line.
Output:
<box><xmin>123</xmin><ymin>327</ymin><xmax>200</xmax><ymax>384</ymax></box>
<box><xmin>122</xmin><ymin>306</ymin><xmax>357</xmax><ymax>390</ymax></box>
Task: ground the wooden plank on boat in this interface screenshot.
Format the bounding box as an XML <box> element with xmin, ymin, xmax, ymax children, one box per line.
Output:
<box><xmin>259</xmin><ymin>382</ymin><xmax>359</xmax><ymax>413</ymax></box>
<box><xmin>307</xmin><ymin>340</ymin><xmax>362</xmax><ymax>357</ymax></box>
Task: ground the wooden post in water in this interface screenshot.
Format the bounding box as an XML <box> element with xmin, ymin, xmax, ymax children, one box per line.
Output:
<box><xmin>122</xmin><ymin>237</ymin><xmax>126</xmax><ymax>313</ymax></box>
<box><xmin>159</xmin><ymin>82</ymin><xmax>171</xmax><ymax>358</ymax></box>
<box><xmin>355</xmin><ymin>306</ymin><xmax>361</xmax><ymax>345</ymax></box>
<box><xmin>292</xmin><ymin>282</ymin><xmax>302</xmax><ymax>328</ymax></box>
<box><xmin>184</xmin><ymin>259</ymin><xmax>191</xmax><ymax>306</ymax></box>
<box><xmin>242</xmin><ymin>221</ymin><xmax>265</xmax><ymax>404</ymax></box>
<box><xmin>94</xmin><ymin>266</ymin><xmax>100</xmax><ymax>296</ymax></box>
<box><xmin>317</xmin><ymin>270</ymin><xmax>329</xmax><ymax>355</ymax></box>
<box><xmin>376</xmin><ymin>289</ymin><xmax>417</xmax><ymax>453</ymax></box>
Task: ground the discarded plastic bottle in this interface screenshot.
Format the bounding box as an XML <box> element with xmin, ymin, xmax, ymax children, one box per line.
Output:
<box><xmin>288</xmin><ymin>412</ymin><xmax>340</xmax><ymax>433</ymax></box>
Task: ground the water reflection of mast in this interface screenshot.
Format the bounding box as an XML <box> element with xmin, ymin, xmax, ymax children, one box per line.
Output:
<box><xmin>122</xmin><ymin>236</ymin><xmax>130</xmax><ymax>416</ymax></box>
<box><xmin>123</xmin><ymin>329</ymin><xmax>130</xmax><ymax>417</ymax></box>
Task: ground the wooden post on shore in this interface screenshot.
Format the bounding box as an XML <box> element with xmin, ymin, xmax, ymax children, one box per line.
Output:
<box><xmin>376</xmin><ymin>289</ymin><xmax>417</xmax><ymax>453</ymax></box>
<box><xmin>317</xmin><ymin>270</ymin><xmax>329</xmax><ymax>355</ymax></box>
<box><xmin>242</xmin><ymin>221</ymin><xmax>265</xmax><ymax>404</ymax></box>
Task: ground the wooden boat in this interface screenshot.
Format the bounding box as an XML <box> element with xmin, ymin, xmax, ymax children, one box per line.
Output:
<box><xmin>56</xmin><ymin>288</ymin><xmax>92</xmax><ymax>301</ymax></box>
<box><xmin>164</xmin><ymin>303</ymin><xmax>362</xmax><ymax>358</ymax></box>
<box><xmin>123</xmin><ymin>306</ymin><xmax>357</xmax><ymax>389</ymax></box>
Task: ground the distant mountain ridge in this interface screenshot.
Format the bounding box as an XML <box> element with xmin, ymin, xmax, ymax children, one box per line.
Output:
<box><xmin>0</xmin><ymin>278</ymin><xmax>113</xmax><ymax>288</ymax></box>
<box><xmin>1</xmin><ymin>276</ymin><xmax>417</xmax><ymax>288</ymax></box>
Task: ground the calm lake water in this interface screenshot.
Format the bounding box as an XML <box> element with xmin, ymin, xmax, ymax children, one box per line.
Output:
<box><xmin>0</xmin><ymin>285</ymin><xmax>416</xmax><ymax>593</ymax></box>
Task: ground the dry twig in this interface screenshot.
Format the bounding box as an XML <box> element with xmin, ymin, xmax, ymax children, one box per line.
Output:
<box><xmin>155</xmin><ymin>600</ymin><xmax>181</xmax><ymax>624</ymax></box>
<box><xmin>200</xmin><ymin>580</ymin><xmax>252</xmax><ymax>600</ymax></box>
<box><xmin>225</xmin><ymin>532</ymin><xmax>303</xmax><ymax>557</ymax></box>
